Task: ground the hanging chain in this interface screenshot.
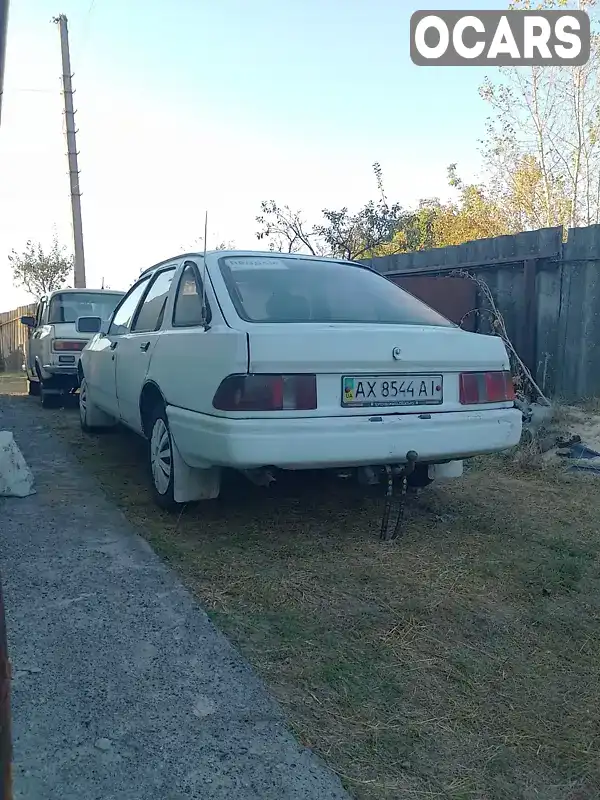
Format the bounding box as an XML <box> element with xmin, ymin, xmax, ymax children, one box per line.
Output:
<box><xmin>380</xmin><ymin>466</ymin><xmax>408</xmax><ymax>541</ymax></box>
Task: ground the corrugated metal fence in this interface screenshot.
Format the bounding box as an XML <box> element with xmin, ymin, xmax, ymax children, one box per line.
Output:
<box><xmin>0</xmin><ymin>304</ymin><xmax>35</xmax><ymax>373</ymax></box>
<box><xmin>366</xmin><ymin>225</ymin><xmax>600</xmax><ymax>401</ymax></box>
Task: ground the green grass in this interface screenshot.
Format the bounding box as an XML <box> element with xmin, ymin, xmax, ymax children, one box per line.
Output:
<box><xmin>14</xmin><ymin>392</ymin><xmax>600</xmax><ymax>800</ymax></box>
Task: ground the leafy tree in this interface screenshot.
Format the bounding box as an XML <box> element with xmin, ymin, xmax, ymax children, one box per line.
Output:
<box><xmin>479</xmin><ymin>0</ymin><xmax>600</xmax><ymax>229</ymax></box>
<box><xmin>254</xmin><ymin>2</ymin><xmax>600</xmax><ymax>257</ymax></box>
<box><xmin>367</xmin><ymin>165</ymin><xmax>511</xmax><ymax>256</ymax></box>
<box><xmin>256</xmin><ymin>163</ymin><xmax>409</xmax><ymax>260</ymax></box>
<box><xmin>315</xmin><ymin>163</ymin><xmax>408</xmax><ymax>260</ymax></box>
<box><xmin>255</xmin><ymin>160</ymin><xmax>517</xmax><ymax>262</ymax></box>
<box><xmin>9</xmin><ymin>235</ymin><xmax>72</xmax><ymax>298</ymax></box>
<box><xmin>362</xmin><ymin>200</ymin><xmax>437</xmax><ymax>257</ymax></box>
<box><xmin>256</xmin><ymin>202</ymin><xmax>322</xmax><ymax>255</ymax></box>
<box><xmin>430</xmin><ymin>165</ymin><xmax>512</xmax><ymax>245</ymax></box>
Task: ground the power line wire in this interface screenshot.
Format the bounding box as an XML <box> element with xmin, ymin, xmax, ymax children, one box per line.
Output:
<box><xmin>75</xmin><ymin>0</ymin><xmax>97</xmax><ymax>72</ymax></box>
<box><xmin>6</xmin><ymin>3</ymin><xmax>99</xmax><ymax>99</ymax></box>
<box><xmin>6</xmin><ymin>88</ymin><xmax>55</xmax><ymax>93</ymax></box>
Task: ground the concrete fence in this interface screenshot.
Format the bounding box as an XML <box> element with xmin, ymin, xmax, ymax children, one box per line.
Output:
<box><xmin>366</xmin><ymin>225</ymin><xmax>600</xmax><ymax>401</ymax></box>
<box><xmin>0</xmin><ymin>304</ymin><xmax>35</xmax><ymax>373</ymax></box>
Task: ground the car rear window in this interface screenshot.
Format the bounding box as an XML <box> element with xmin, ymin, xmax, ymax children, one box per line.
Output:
<box><xmin>48</xmin><ymin>292</ymin><xmax>123</xmax><ymax>324</ymax></box>
<box><xmin>218</xmin><ymin>255</ymin><xmax>454</xmax><ymax>327</ymax></box>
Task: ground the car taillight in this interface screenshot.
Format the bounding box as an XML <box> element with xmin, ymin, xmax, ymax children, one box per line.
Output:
<box><xmin>53</xmin><ymin>340</ymin><xmax>86</xmax><ymax>351</ymax></box>
<box><xmin>459</xmin><ymin>371</ymin><xmax>515</xmax><ymax>404</ymax></box>
<box><xmin>213</xmin><ymin>374</ymin><xmax>317</xmax><ymax>411</ymax></box>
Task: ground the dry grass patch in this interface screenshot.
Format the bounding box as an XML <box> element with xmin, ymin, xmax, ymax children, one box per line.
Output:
<box><xmin>14</xmin><ymin>396</ymin><xmax>600</xmax><ymax>800</ymax></box>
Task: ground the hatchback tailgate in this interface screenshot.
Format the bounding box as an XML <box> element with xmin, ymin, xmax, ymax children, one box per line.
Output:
<box><xmin>248</xmin><ymin>323</ymin><xmax>512</xmax><ymax>417</ymax></box>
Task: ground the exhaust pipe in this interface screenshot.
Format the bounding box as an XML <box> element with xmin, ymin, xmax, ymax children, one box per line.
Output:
<box><xmin>357</xmin><ymin>465</ymin><xmax>379</xmax><ymax>486</ymax></box>
<box><xmin>241</xmin><ymin>468</ymin><xmax>276</xmax><ymax>487</ymax></box>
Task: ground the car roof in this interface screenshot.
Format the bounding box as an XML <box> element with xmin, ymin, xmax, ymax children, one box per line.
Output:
<box><xmin>46</xmin><ymin>288</ymin><xmax>124</xmax><ymax>297</ymax></box>
<box><xmin>138</xmin><ymin>250</ymin><xmax>361</xmax><ymax>279</ymax></box>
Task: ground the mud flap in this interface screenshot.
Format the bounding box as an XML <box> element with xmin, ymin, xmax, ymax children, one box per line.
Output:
<box><xmin>171</xmin><ymin>433</ymin><xmax>221</xmax><ymax>503</ymax></box>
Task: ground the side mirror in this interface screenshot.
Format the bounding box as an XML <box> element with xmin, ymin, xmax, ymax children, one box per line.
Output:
<box><xmin>76</xmin><ymin>315</ymin><xmax>102</xmax><ymax>334</ymax></box>
<box><xmin>20</xmin><ymin>315</ymin><xmax>36</xmax><ymax>328</ymax></box>
<box><xmin>99</xmin><ymin>320</ymin><xmax>110</xmax><ymax>336</ymax></box>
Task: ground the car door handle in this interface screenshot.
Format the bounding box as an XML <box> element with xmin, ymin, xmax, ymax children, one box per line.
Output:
<box><xmin>139</xmin><ymin>341</ymin><xmax>150</xmax><ymax>352</ymax></box>
<box><xmin>109</xmin><ymin>341</ymin><xmax>118</xmax><ymax>350</ymax></box>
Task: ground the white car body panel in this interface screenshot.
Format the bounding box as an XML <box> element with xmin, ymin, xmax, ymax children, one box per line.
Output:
<box><xmin>166</xmin><ymin>406</ymin><xmax>521</xmax><ymax>471</ymax></box>
<box><xmin>28</xmin><ymin>322</ymin><xmax>84</xmax><ymax>379</ymax></box>
<box><xmin>80</xmin><ymin>250</ymin><xmax>522</xmax><ymax>503</ymax></box>
<box><xmin>115</xmin><ymin>331</ymin><xmax>160</xmax><ymax>431</ymax></box>
<box><xmin>144</xmin><ymin>260</ymin><xmax>249</xmax><ymax>422</ymax></box>
<box><xmin>243</xmin><ymin>322</ymin><xmax>511</xmax><ymax>419</ymax></box>
<box><xmin>149</xmin><ymin>324</ymin><xmax>249</xmax><ymax>420</ymax></box>
<box><xmin>85</xmin><ymin>334</ymin><xmax>118</xmax><ymax>415</ymax></box>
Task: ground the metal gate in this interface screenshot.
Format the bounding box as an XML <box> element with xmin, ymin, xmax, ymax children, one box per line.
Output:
<box><xmin>391</xmin><ymin>274</ymin><xmax>477</xmax><ymax>331</ymax></box>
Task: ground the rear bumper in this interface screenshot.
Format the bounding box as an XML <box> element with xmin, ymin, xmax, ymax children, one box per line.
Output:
<box><xmin>38</xmin><ymin>363</ymin><xmax>79</xmax><ymax>390</ymax></box>
<box><xmin>41</xmin><ymin>365</ymin><xmax>78</xmax><ymax>376</ymax></box>
<box><xmin>167</xmin><ymin>406</ymin><xmax>522</xmax><ymax>470</ymax></box>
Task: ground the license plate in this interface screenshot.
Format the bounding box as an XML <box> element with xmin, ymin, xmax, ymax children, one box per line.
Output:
<box><xmin>342</xmin><ymin>375</ymin><xmax>443</xmax><ymax>407</ymax></box>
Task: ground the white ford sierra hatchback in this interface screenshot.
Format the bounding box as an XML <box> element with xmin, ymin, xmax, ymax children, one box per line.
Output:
<box><xmin>77</xmin><ymin>251</ymin><xmax>522</xmax><ymax>509</ymax></box>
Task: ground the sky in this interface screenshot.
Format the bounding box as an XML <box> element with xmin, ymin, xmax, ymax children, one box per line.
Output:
<box><xmin>0</xmin><ymin>0</ymin><xmax>504</xmax><ymax>310</ymax></box>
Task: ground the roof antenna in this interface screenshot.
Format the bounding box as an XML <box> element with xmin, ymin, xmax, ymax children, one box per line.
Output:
<box><xmin>201</xmin><ymin>211</ymin><xmax>209</xmax><ymax>330</ymax></box>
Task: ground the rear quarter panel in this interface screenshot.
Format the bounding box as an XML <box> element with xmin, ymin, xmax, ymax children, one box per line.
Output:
<box><xmin>147</xmin><ymin>325</ymin><xmax>248</xmax><ymax>414</ymax></box>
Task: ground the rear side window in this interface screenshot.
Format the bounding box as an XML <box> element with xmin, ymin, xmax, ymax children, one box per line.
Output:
<box><xmin>172</xmin><ymin>262</ymin><xmax>211</xmax><ymax>327</ymax></box>
<box><xmin>109</xmin><ymin>277</ymin><xmax>151</xmax><ymax>336</ymax></box>
<box><xmin>132</xmin><ymin>268</ymin><xmax>175</xmax><ymax>332</ymax></box>
<box><xmin>218</xmin><ymin>255</ymin><xmax>454</xmax><ymax>327</ymax></box>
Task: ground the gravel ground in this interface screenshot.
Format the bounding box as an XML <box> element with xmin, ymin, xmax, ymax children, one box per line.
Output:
<box><xmin>0</xmin><ymin>395</ymin><xmax>348</xmax><ymax>800</ymax></box>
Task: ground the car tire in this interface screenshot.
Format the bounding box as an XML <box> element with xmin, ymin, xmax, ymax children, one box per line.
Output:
<box><xmin>28</xmin><ymin>379</ymin><xmax>41</xmax><ymax>397</ymax></box>
<box><xmin>79</xmin><ymin>377</ymin><xmax>113</xmax><ymax>432</ymax></box>
<box><xmin>148</xmin><ymin>404</ymin><xmax>179</xmax><ymax>511</ymax></box>
<box><xmin>40</xmin><ymin>382</ymin><xmax>59</xmax><ymax>409</ymax></box>
<box><xmin>79</xmin><ymin>378</ymin><xmax>93</xmax><ymax>431</ymax></box>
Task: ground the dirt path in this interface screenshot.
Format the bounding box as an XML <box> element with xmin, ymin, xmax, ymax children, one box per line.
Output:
<box><xmin>0</xmin><ymin>395</ymin><xmax>348</xmax><ymax>800</ymax></box>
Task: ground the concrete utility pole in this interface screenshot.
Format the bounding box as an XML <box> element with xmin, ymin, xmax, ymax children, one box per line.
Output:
<box><xmin>53</xmin><ymin>14</ymin><xmax>86</xmax><ymax>288</ymax></box>
<box><xmin>0</xmin><ymin>0</ymin><xmax>9</xmax><ymax>126</ymax></box>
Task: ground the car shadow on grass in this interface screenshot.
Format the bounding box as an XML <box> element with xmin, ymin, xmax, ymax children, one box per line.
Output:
<box><xmin>18</xmin><ymin>392</ymin><xmax>449</xmax><ymax>541</ymax></box>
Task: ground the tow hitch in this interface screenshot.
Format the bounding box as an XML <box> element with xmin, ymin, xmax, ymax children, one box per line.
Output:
<box><xmin>379</xmin><ymin>450</ymin><xmax>418</xmax><ymax>541</ymax></box>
